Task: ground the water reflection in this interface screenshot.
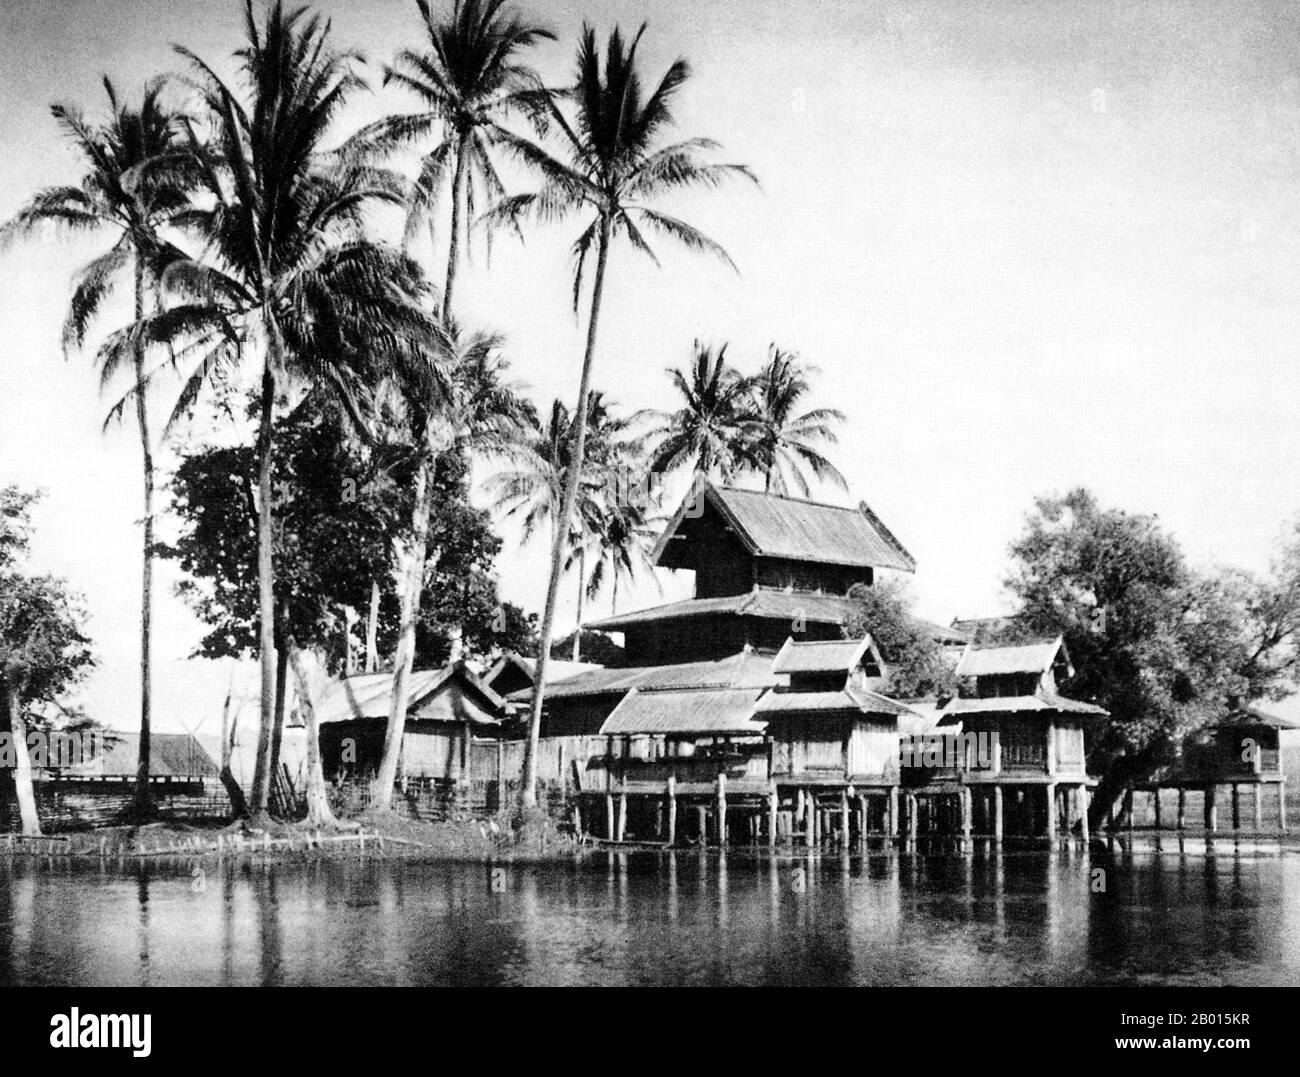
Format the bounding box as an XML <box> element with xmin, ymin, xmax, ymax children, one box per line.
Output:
<box><xmin>0</xmin><ymin>840</ymin><xmax>1297</xmax><ymax>986</ymax></box>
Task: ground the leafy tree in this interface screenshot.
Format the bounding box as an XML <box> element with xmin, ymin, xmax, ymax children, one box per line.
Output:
<box><xmin>135</xmin><ymin>1</ymin><xmax>438</xmax><ymax>816</ymax></box>
<box><xmin>843</xmin><ymin>579</ymin><xmax>958</xmax><ymax>700</ymax></box>
<box><xmin>1</xmin><ymin>78</ymin><xmax>196</xmax><ymax>818</ymax></box>
<box><xmin>165</xmin><ymin>400</ymin><xmax>533</xmax><ymax>819</ymax></box>
<box><xmin>488</xmin><ymin>24</ymin><xmax>756</xmax><ymax>803</ymax></box>
<box><xmin>1003</xmin><ymin>488</ymin><xmax>1300</xmax><ymax>824</ymax></box>
<box><xmin>373</xmin><ymin>323</ymin><xmax>531</xmax><ymax>810</ymax></box>
<box><xmin>0</xmin><ymin>488</ymin><xmax>96</xmax><ymax>835</ymax></box>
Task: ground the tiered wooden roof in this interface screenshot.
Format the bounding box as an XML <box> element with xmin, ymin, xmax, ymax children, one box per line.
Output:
<box><xmin>600</xmin><ymin>687</ymin><xmax>768</xmax><ymax>736</ymax></box>
<box><xmin>954</xmin><ymin>637</ymin><xmax>1071</xmax><ymax>679</ymax></box>
<box><xmin>510</xmin><ymin>649</ymin><xmax>779</xmax><ymax>702</ymax></box>
<box><xmin>652</xmin><ymin>480</ymin><xmax>916</xmax><ymax>572</ymax></box>
<box><xmin>586</xmin><ymin>587</ymin><xmax>967</xmax><ymax>644</ymax></box>
<box><xmin>755</xmin><ymin>682</ymin><xmax>915</xmax><ymax>718</ymax></box>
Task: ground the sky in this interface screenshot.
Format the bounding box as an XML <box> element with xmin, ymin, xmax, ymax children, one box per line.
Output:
<box><xmin>2</xmin><ymin>0</ymin><xmax>1299</xmax><ymax>735</ymax></box>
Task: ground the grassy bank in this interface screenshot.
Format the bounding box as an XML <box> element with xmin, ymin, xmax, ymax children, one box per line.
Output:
<box><xmin>0</xmin><ymin>808</ymin><xmax>589</xmax><ymax>864</ymax></box>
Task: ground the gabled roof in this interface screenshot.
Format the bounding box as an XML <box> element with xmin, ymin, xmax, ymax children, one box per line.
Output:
<box><xmin>755</xmin><ymin>682</ymin><xmax>915</xmax><ymax>718</ymax></box>
<box><xmin>317</xmin><ymin>663</ymin><xmax>504</xmax><ymax>725</ymax></box>
<box><xmin>938</xmin><ymin>693</ymin><xmax>1109</xmax><ymax>721</ymax></box>
<box><xmin>508</xmin><ymin>649</ymin><xmax>779</xmax><ymax>702</ymax></box>
<box><xmin>599</xmin><ymin>687</ymin><xmax>767</xmax><ymax>736</ymax></box>
<box><xmin>65</xmin><ymin>731</ymin><xmax>220</xmax><ymax>778</ymax></box>
<box><xmin>772</xmin><ymin>636</ymin><xmax>876</xmax><ymax>675</ymax></box>
<box><xmin>652</xmin><ymin>479</ymin><xmax>916</xmax><ymax>573</ymax></box>
<box><xmin>483</xmin><ymin>652</ymin><xmax>601</xmax><ymax>690</ymax></box>
<box><xmin>955</xmin><ymin>637</ymin><xmax>1070</xmax><ymax>679</ymax></box>
<box><xmin>1213</xmin><ymin>702</ymin><xmax>1300</xmax><ymax>731</ymax></box>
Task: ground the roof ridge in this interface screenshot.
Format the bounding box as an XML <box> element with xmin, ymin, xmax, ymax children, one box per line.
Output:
<box><xmin>715</xmin><ymin>484</ymin><xmax>860</xmax><ymax>513</ymax></box>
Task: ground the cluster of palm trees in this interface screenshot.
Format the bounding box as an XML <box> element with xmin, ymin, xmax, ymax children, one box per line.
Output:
<box><xmin>648</xmin><ymin>341</ymin><xmax>848</xmax><ymax>497</ymax></box>
<box><xmin>1</xmin><ymin>0</ymin><xmax>842</xmax><ymax>821</ymax></box>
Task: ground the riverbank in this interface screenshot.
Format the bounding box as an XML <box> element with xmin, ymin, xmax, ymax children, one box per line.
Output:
<box><xmin>0</xmin><ymin>807</ymin><xmax>590</xmax><ymax>864</ymax></box>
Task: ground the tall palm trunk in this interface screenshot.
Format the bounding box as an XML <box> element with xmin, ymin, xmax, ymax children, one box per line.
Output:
<box><xmin>249</xmin><ymin>360</ymin><xmax>278</xmax><ymax>818</ymax></box>
<box><xmin>522</xmin><ymin>215</ymin><xmax>612</xmax><ymax>808</ymax></box>
<box><xmin>572</xmin><ymin>545</ymin><xmax>586</xmax><ymax>662</ymax></box>
<box><xmin>286</xmin><ymin>637</ymin><xmax>335</xmax><ymax>827</ymax></box>
<box><xmin>268</xmin><ymin>642</ymin><xmax>288</xmax><ymax>809</ymax></box>
<box><xmin>365</xmin><ymin>579</ymin><xmax>380</xmax><ymax>671</ymax></box>
<box><xmin>4</xmin><ymin>682</ymin><xmax>40</xmax><ymax>836</ymax></box>
<box><xmin>442</xmin><ymin>132</ymin><xmax>470</xmax><ymax>321</ymax></box>
<box><xmin>374</xmin><ymin>132</ymin><xmax>469</xmax><ymax>809</ymax></box>
<box><xmin>130</xmin><ymin>252</ymin><xmax>155</xmax><ymax>820</ymax></box>
<box><xmin>374</xmin><ymin>435</ymin><xmax>436</xmax><ymax>809</ymax></box>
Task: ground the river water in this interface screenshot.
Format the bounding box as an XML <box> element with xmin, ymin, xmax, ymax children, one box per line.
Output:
<box><xmin>2</xmin><ymin>838</ymin><xmax>1298</xmax><ymax>986</ymax></box>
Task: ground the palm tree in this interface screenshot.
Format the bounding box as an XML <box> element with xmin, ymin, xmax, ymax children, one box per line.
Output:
<box><xmin>580</xmin><ymin>464</ymin><xmax>664</xmax><ymax>619</ymax></box>
<box><xmin>485</xmin><ymin>394</ymin><xmax>636</xmax><ymax>659</ymax></box>
<box><xmin>487</xmin><ymin>24</ymin><xmax>755</xmax><ymax>806</ymax></box>
<box><xmin>749</xmin><ymin>346</ymin><xmax>847</xmax><ymax>497</ymax></box>
<box><xmin>128</xmin><ymin>1</ymin><xmax>438</xmax><ymax>818</ymax></box>
<box><xmin>0</xmin><ymin>78</ymin><xmax>196</xmax><ymax>819</ymax></box>
<box><xmin>647</xmin><ymin>341</ymin><xmax>760</xmax><ymax>483</ymax></box>
<box><xmin>372</xmin><ymin>321</ymin><xmax>531</xmax><ymax>809</ymax></box>
<box><xmin>350</xmin><ymin>0</ymin><xmax>553</xmax><ymax>315</ymax></box>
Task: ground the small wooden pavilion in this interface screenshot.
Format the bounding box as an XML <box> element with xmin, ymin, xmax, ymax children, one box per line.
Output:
<box><xmin>1125</xmin><ymin>702</ymin><xmax>1294</xmax><ymax>833</ymax></box>
<box><xmin>901</xmin><ymin>637</ymin><xmax>1109</xmax><ymax>840</ymax></box>
<box><xmin>756</xmin><ymin>636</ymin><xmax>915</xmax><ymax>844</ymax></box>
<box><xmin>316</xmin><ymin>662</ymin><xmax>506</xmax><ymax>784</ymax></box>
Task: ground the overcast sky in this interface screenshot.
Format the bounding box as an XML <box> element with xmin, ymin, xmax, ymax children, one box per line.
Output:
<box><xmin>2</xmin><ymin>0</ymin><xmax>1299</xmax><ymax>733</ymax></box>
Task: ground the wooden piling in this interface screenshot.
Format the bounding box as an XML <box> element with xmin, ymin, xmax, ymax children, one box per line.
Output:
<box><xmin>1177</xmin><ymin>788</ymin><xmax>1186</xmax><ymax>830</ymax></box>
<box><xmin>716</xmin><ymin>773</ymin><xmax>727</xmax><ymax>846</ymax></box>
<box><xmin>1153</xmin><ymin>787</ymin><xmax>1162</xmax><ymax>830</ymax></box>
<box><xmin>992</xmin><ymin>785</ymin><xmax>1003</xmax><ymax>842</ymax></box>
<box><xmin>888</xmin><ymin>787</ymin><xmax>899</xmax><ymax>839</ymax></box>
<box><xmin>767</xmin><ymin>789</ymin><xmax>778</xmax><ymax>848</ymax></box>
<box><xmin>666</xmin><ymin>775</ymin><xmax>678</xmax><ymax>846</ymax></box>
<box><xmin>1253</xmin><ymin>783</ymin><xmax>1263</xmax><ymax>831</ymax></box>
<box><xmin>1205</xmin><ymin>784</ymin><xmax>1218</xmax><ymax>832</ymax></box>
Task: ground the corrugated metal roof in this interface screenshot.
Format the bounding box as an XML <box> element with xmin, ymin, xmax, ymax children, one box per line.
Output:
<box><xmin>756</xmin><ymin>682</ymin><xmax>913</xmax><ymax>717</ymax></box>
<box><xmin>939</xmin><ymin>693</ymin><xmax>1109</xmax><ymax>721</ymax></box>
<box><xmin>772</xmin><ymin>637</ymin><xmax>870</xmax><ymax>675</ymax></box>
<box><xmin>519</xmin><ymin>650</ymin><xmax>780</xmax><ymax>701</ymax></box>
<box><xmin>955</xmin><ymin>638</ymin><xmax>1066</xmax><ymax>678</ymax></box>
<box><xmin>316</xmin><ymin>664</ymin><xmax>503</xmax><ymax>725</ymax></box>
<box><xmin>599</xmin><ymin>687</ymin><xmax>767</xmax><ymax>736</ymax></box>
